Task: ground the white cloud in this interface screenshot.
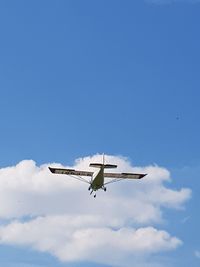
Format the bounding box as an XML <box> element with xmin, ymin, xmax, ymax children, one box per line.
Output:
<box><xmin>181</xmin><ymin>216</ymin><xmax>190</xmax><ymax>224</ymax></box>
<box><xmin>0</xmin><ymin>154</ymin><xmax>191</xmax><ymax>266</ymax></box>
<box><xmin>0</xmin><ymin>215</ymin><xmax>182</xmax><ymax>266</ymax></box>
<box><xmin>195</xmin><ymin>250</ymin><xmax>200</xmax><ymax>258</ymax></box>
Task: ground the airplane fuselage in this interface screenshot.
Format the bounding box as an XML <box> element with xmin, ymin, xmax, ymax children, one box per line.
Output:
<box><xmin>90</xmin><ymin>166</ymin><xmax>104</xmax><ymax>191</ymax></box>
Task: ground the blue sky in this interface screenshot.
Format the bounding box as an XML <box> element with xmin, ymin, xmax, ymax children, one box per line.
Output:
<box><xmin>0</xmin><ymin>0</ymin><xmax>199</xmax><ymax>266</ymax></box>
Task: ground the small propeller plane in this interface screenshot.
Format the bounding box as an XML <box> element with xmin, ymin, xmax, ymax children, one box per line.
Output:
<box><xmin>49</xmin><ymin>155</ymin><xmax>147</xmax><ymax>198</ymax></box>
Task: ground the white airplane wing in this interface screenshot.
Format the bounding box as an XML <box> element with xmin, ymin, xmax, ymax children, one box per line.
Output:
<box><xmin>49</xmin><ymin>167</ymin><xmax>93</xmax><ymax>177</ymax></box>
<box><xmin>104</xmin><ymin>172</ymin><xmax>147</xmax><ymax>179</ymax></box>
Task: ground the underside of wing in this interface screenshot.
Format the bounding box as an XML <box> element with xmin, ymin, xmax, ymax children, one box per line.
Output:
<box><xmin>49</xmin><ymin>167</ymin><xmax>93</xmax><ymax>177</ymax></box>
<box><xmin>104</xmin><ymin>172</ymin><xmax>147</xmax><ymax>179</ymax></box>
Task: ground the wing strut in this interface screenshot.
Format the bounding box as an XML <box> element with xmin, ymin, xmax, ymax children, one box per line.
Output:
<box><xmin>104</xmin><ymin>177</ymin><xmax>128</xmax><ymax>186</ymax></box>
<box><xmin>68</xmin><ymin>175</ymin><xmax>91</xmax><ymax>184</ymax></box>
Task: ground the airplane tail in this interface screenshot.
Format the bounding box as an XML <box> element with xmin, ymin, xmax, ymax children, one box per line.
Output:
<box><xmin>89</xmin><ymin>163</ymin><xmax>117</xmax><ymax>168</ymax></box>
<box><xmin>89</xmin><ymin>154</ymin><xmax>117</xmax><ymax>168</ymax></box>
<box><xmin>104</xmin><ymin>164</ymin><xmax>117</xmax><ymax>168</ymax></box>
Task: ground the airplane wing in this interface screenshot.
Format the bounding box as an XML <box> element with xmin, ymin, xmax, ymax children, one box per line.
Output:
<box><xmin>49</xmin><ymin>167</ymin><xmax>93</xmax><ymax>177</ymax></box>
<box><xmin>104</xmin><ymin>172</ymin><xmax>147</xmax><ymax>179</ymax></box>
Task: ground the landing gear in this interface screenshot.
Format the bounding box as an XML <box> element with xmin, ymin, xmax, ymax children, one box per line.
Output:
<box><xmin>103</xmin><ymin>187</ymin><xmax>107</xmax><ymax>192</ymax></box>
<box><xmin>94</xmin><ymin>194</ymin><xmax>96</xmax><ymax>198</ymax></box>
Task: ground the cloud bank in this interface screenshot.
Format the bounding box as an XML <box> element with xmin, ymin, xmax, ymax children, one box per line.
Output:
<box><xmin>0</xmin><ymin>154</ymin><xmax>191</xmax><ymax>266</ymax></box>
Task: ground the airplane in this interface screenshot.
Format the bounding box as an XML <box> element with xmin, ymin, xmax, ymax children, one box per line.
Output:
<box><xmin>49</xmin><ymin>155</ymin><xmax>147</xmax><ymax>198</ymax></box>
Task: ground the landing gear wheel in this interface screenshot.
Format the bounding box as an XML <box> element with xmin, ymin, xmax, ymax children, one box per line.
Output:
<box><xmin>94</xmin><ymin>194</ymin><xmax>96</xmax><ymax>198</ymax></box>
<box><xmin>104</xmin><ymin>187</ymin><xmax>107</xmax><ymax>192</ymax></box>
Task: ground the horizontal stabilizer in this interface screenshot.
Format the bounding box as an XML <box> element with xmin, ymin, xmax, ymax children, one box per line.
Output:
<box><xmin>89</xmin><ymin>163</ymin><xmax>117</xmax><ymax>169</ymax></box>
<box><xmin>89</xmin><ymin>163</ymin><xmax>103</xmax><ymax>168</ymax></box>
<box><xmin>104</xmin><ymin>164</ymin><xmax>117</xmax><ymax>169</ymax></box>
